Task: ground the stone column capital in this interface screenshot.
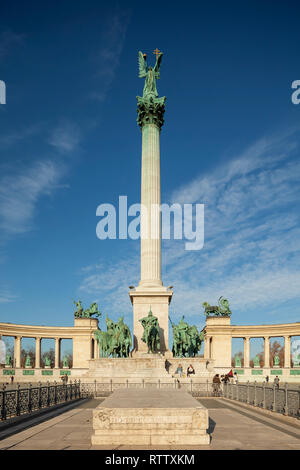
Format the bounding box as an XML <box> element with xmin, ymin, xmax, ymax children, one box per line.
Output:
<box><xmin>137</xmin><ymin>96</ymin><xmax>166</xmax><ymax>131</ymax></box>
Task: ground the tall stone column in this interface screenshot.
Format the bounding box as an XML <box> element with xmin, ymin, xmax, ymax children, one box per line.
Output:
<box><xmin>35</xmin><ymin>337</ymin><xmax>41</xmax><ymax>368</ymax></box>
<box><xmin>284</xmin><ymin>335</ymin><xmax>291</xmax><ymax>368</ymax></box>
<box><xmin>244</xmin><ymin>337</ymin><xmax>250</xmax><ymax>368</ymax></box>
<box><xmin>264</xmin><ymin>336</ymin><xmax>270</xmax><ymax>368</ymax></box>
<box><xmin>14</xmin><ymin>336</ymin><xmax>21</xmax><ymax>368</ymax></box>
<box><xmin>129</xmin><ymin>57</ymin><xmax>172</xmax><ymax>356</ymax></box>
<box><xmin>140</xmin><ymin>123</ymin><xmax>162</xmax><ymax>287</ymax></box>
<box><xmin>55</xmin><ymin>338</ymin><xmax>60</xmax><ymax>368</ymax></box>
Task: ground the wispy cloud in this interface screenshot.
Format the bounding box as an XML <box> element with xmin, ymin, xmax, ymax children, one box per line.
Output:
<box><xmin>0</xmin><ymin>290</ymin><xmax>17</xmax><ymax>304</ymax></box>
<box><xmin>0</xmin><ymin>124</ymin><xmax>41</xmax><ymax>148</ymax></box>
<box><xmin>78</xmin><ymin>129</ymin><xmax>300</xmax><ymax>325</ymax></box>
<box><xmin>48</xmin><ymin>120</ymin><xmax>82</xmax><ymax>153</ymax></box>
<box><xmin>162</xmin><ymin>130</ymin><xmax>300</xmax><ymax>320</ymax></box>
<box><xmin>78</xmin><ymin>254</ymin><xmax>138</xmax><ymax>318</ymax></box>
<box><xmin>90</xmin><ymin>6</ymin><xmax>131</xmax><ymax>102</ymax></box>
<box><xmin>0</xmin><ymin>160</ymin><xmax>65</xmax><ymax>236</ymax></box>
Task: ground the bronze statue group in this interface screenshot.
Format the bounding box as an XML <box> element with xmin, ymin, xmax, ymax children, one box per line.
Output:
<box><xmin>73</xmin><ymin>297</ymin><xmax>232</xmax><ymax>359</ymax></box>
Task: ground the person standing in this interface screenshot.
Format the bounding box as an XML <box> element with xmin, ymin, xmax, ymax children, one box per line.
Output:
<box><xmin>274</xmin><ymin>376</ymin><xmax>280</xmax><ymax>389</ymax></box>
<box><xmin>175</xmin><ymin>364</ymin><xmax>183</xmax><ymax>377</ymax></box>
<box><xmin>212</xmin><ymin>374</ymin><xmax>221</xmax><ymax>396</ymax></box>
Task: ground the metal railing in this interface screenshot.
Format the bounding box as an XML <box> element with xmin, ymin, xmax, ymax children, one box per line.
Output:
<box><xmin>79</xmin><ymin>379</ymin><xmax>214</xmax><ymax>398</ymax></box>
<box><xmin>0</xmin><ymin>380</ymin><xmax>81</xmax><ymax>421</ymax></box>
<box><xmin>223</xmin><ymin>381</ymin><xmax>300</xmax><ymax>418</ymax></box>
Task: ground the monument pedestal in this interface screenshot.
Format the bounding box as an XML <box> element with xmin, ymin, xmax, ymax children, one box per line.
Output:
<box><xmin>92</xmin><ymin>389</ymin><xmax>210</xmax><ymax>447</ymax></box>
<box><xmin>129</xmin><ymin>287</ymin><xmax>172</xmax><ymax>356</ymax></box>
<box><xmin>82</xmin><ymin>356</ymin><xmax>214</xmax><ymax>381</ymax></box>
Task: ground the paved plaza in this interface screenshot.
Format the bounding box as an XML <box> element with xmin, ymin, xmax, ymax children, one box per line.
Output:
<box><xmin>0</xmin><ymin>397</ymin><xmax>299</xmax><ymax>450</ymax></box>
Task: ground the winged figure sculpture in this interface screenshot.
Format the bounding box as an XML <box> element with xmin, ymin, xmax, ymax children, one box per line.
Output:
<box><xmin>138</xmin><ymin>51</ymin><xmax>163</xmax><ymax>100</ymax></box>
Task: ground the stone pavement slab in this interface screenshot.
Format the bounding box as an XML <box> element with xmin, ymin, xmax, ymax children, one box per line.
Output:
<box><xmin>0</xmin><ymin>397</ymin><xmax>299</xmax><ymax>450</ymax></box>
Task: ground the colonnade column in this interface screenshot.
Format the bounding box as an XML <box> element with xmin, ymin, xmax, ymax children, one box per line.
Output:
<box><xmin>55</xmin><ymin>338</ymin><xmax>60</xmax><ymax>368</ymax></box>
<box><xmin>244</xmin><ymin>337</ymin><xmax>250</xmax><ymax>368</ymax></box>
<box><xmin>264</xmin><ymin>336</ymin><xmax>270</xmax><ymax>368</ymax></box>
<box><xmin>14</xmin><ymin>336</ymin><xmax>21</xmax><ymax>368</ymax></box>
<box><xmin>35</xmin><ymin>337</ymin><xmax>41</xmax><ymax>368</ymax></box>
<box><xmin>284</xmin><ymin>335</ymin><xmax>291</xmax><ymax>368</ymax></box>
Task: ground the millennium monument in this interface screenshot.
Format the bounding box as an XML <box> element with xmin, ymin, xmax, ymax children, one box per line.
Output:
<box><xmin>129</xmin><ymin>49</ymin><xmax>173</xmax><ymax>356</ymax></box>
<box><xmin>0</xmin><ymin>51</ymin><xmax>300</xmax><ymax>387</ymax></box>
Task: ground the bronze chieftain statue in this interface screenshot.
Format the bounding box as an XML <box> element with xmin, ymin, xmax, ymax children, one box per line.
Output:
<box><xmin>169</xmin><ymin>316</ymin><xmax>203</xmax><ymax>358</ymax></box>
<box><xmin>94</xmin><ymin>315</ymin><xmax>132</xmax><ymax>358</ymax></box>
<box><xmin>139</xmin><ymin>308</ymin><xmax>160</xmax><ymax>354</ymax></box>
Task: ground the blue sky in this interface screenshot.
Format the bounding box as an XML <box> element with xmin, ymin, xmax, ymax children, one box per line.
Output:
<box><xmin>0</xmin><ymin>0</ymin><xmax>300</xmax><ymax>338</ymax></box>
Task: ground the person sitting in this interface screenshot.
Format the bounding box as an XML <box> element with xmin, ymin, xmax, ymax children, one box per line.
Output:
<box><xmin>175</xmin><ymin>364</ymin><xmax>183</xmax><ymax>377</ymax></box>
<box><xmin>187</xmin><ymin>364</ymin><xmax>195</xmax><ymax>377</ymax></box>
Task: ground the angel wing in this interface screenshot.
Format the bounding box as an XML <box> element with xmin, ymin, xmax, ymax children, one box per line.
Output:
<box><xmin>138</xmin><ymin>51</ymin><xmax>147</xmax><ymax>78</ymax></box>
<box><xmin>153</xmin><ymin>53</ymin><xmax>163</xmax><ymax>77</ymax></box>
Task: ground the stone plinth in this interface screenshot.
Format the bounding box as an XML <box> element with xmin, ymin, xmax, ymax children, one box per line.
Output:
<box><xmin>72</xmin><ymin>317</ymin><xmax>99</xmax><ymax>368</ymax></box>
<box><xmin>129</xmin><ymin>288</ymin><xmax>172</xmax><ymax>355</ymax></box>
<box><xmin>205</xmin><ymin>316</ymin><xmax>232</xmax><ymax>368</ymax></box>
<box><xmin>92</xmin><ymin>389</ymin><xmax>210</xmax><ymax>447</ymax></box>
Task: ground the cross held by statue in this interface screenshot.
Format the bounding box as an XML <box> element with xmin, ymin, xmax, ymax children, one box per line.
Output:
<box><xmin>153</xmin><ymin>48</ymin><xmax>162</xmax><ymax>60</ymax></box>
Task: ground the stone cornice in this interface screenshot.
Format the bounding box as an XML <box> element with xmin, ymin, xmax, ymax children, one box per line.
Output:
<box><xmin>205</xmin><ymin>322</ymin><xmax>300</xmax><ymax>337</ymax></box>
<box><xmin>0</xmin><ymin>321</ymin><xmax>98</xmax><ymax>339</ymax></box>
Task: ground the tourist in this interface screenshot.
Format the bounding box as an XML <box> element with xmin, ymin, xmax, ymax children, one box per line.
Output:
<box><xmin>265</xmin><ymin>375</ymin><xmax>269</xmax><ymax>383</ymax></box>
<box><xmin>233</xmin><ymin>372</ymin><xmax>238</xmax><ymax>384</ymax></box>
<box><xmin>10</xmin><ymin>375</ymin><xmax>14</xmax><ymax>385</ymax></box>
<box><xmin>187</xmin><ymin>364</ymin><xmax>195</xmax><ymax>377</ymax></box>
<box><xmin>212</xmin><ymin>374</ymin><xmax>221</xmax><ymax>396</ymax></box>
<box><xmin>274</xmin><ymin>376</ymin><xmax>280</xmax><ymax>389</ymax></box>
<box><xmin>175</xmin><ymin>364</ymin><xmax>183</xmax><ymax>377</ymax></box>
<box><xmin>221</xmin><ymin>374</ymin><xmax>229</xmax><ymax>384</ymax></box>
